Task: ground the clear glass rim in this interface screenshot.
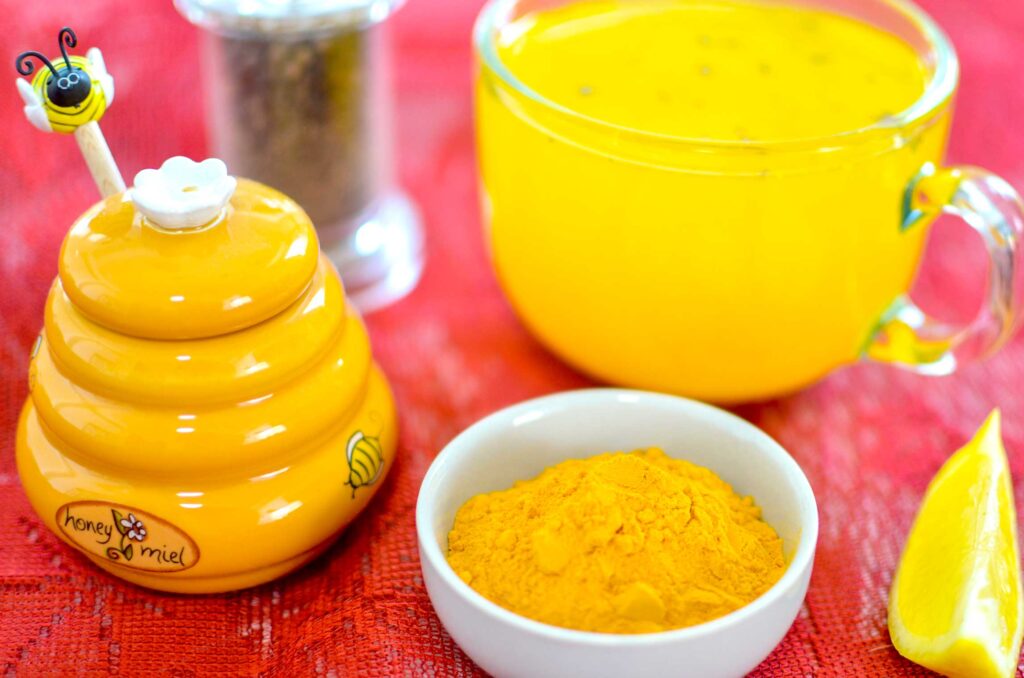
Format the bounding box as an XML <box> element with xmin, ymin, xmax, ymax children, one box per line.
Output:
<box><xmin>175</xmin><ymin>0</ymin><xmax>404</xmax><ymax>35</ymax></box>
<box><xmin>473</xmin><ymin>0</ymin><xmax>960</xmax><ymax>152</ymax></box>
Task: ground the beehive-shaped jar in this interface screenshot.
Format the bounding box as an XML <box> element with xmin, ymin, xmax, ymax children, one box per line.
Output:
<box><xmin>16</xmin><ymin>158</ymin><xmax>397</xmax><ymax>593</ymax></box>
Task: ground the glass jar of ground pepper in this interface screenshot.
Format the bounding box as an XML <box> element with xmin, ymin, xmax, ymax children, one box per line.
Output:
<box><xmin>175</xmin><ymin>0</ymin><xmax>423</xmax><ymax>312</ymax></box>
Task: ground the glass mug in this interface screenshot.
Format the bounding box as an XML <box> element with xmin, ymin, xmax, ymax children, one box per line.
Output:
<box><xmin>474</xmin><ymin>0</ymin><xmax>1024</xmax><ymax>402</ymax></box>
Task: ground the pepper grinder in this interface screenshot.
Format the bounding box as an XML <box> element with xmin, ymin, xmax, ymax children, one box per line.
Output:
<box><xmin>175</xmin><ymin>0</ymin><xmax>424</xmax><ymax>312</ymax></box>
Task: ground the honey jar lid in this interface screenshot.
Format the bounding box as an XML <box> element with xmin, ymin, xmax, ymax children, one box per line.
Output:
<box><xmin>59</xmin><ymin>157</ymin><xmax>320</xmax><ymax>340</ymax></box>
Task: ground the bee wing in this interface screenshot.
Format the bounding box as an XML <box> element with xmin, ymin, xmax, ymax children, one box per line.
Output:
<box><xmin>16</xmin><ymin>78</ymin><xmax>40</xmax><ymax>106</ymax></box>
<box><xmin>87</xmin><ymin>47</ymin><xmax>115</xmax><ymax>105</ymax></box>
<box><xmin>347</xmin><ymin>431</ymin><xmax>364</xmax><ymax>464</ymax></box>
<box><xmin>15</xmin><ymin>79</ymin><xmax>52</xmax><ymax>133</ymax></box>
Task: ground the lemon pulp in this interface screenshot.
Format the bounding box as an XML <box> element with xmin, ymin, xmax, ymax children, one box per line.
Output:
<box><xmin>889</xmin><ymin>410</ymin><xmax>1024</xmax><ymax>677</ymax></box>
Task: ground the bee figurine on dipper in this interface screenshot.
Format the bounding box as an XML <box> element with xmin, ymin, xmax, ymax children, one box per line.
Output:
<box><xmin>15</xmin><ymin>27</ymin><xmax>123</xmax><ymax>195</ymax></box>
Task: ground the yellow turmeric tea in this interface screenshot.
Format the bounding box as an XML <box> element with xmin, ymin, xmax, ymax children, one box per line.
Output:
<box><xmin>447</xmin><ymin>449</ymin><xmax>786</xmax><ymax>633</ymax></box>
<box><xmin>479</xmin><ymin>0</ymin><xmax>943</xmax><ymax>401</ymax></box>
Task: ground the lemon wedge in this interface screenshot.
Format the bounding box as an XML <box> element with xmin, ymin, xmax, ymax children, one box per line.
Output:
<box><xmin>889</xmin><ymin>410</ymin><xmax>1024</xmax><ymax>678</ymax></box>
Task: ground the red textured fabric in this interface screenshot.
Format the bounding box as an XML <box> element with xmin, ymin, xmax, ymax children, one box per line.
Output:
<box><xmin>2</xmin><ymin>0</ymin><xmax>1024</xmax><ymax>674</ymax></box>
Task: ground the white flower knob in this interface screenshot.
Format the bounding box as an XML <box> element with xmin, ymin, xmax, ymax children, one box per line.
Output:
<box><xmin>131</xmin><ymin>157</ymin><xmax>237</xmax><ymax>231</ymax></box>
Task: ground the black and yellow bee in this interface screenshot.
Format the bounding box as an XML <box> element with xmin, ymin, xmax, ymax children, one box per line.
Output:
<box><xmin>15</xmin><ymin>27</ymin><xmax>114</xmax><ymax>134</ymax></box>
<box><xmin>345</xmin><ymin>428</ymin><xmax>385</xmax><ymax>498</ymax></box>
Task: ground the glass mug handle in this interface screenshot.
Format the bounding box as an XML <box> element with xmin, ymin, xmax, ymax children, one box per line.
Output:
<box><xmin>866</xmin><ymin>163</ymin><xmax>1024</xmax><ymax>373</ymax></box>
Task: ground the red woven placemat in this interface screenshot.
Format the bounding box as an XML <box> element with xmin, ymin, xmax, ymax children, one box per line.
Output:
<box><xmin>2</xmin><ymin>0</ymin><xmax>1023</xmax><ymax>674</ymax></box>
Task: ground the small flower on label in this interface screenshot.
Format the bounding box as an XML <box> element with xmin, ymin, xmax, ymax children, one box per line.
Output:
<box><xmin>120</xmin><ymin>513</ymin><xmax>147</xmax><ymax>542</ymax></box>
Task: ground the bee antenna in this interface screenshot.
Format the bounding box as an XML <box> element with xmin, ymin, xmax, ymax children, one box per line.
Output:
<box><xmin>57</xmin><ymin>27</ymin><xmax>78</xmax><ymax>71</ymax></box>
<box><xmin>15</xmin><ymin>51</ymin><xmax>58</xmax><ymax>78</ymax></box>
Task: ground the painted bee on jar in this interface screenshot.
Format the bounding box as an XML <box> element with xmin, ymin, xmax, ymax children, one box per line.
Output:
<box><xmin>345</xmin><ymin>424</ymin><xmax>386</xmax><ymax>498</ymax></box>
<box><xmin>15</xmin><ymin>27</ymin><xmax>114</xmax><ymax>134</ymax></box>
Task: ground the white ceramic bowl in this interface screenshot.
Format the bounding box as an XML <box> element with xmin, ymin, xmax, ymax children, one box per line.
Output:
<box><xmin>416</xmin><ymin>389</ymin><xmax>818</xmax><ymax>678</ymax></box>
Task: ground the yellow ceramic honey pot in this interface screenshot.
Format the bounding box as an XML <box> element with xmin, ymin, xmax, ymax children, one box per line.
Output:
<box><xmin>16</xmin><ymin>155</ymin><xmax>397</xmax><ymax>593</ymax></box>
<box><xmin>13</xmin><ymin>28</ymin><xmax>397</xmax><ymax>594</ymax></box>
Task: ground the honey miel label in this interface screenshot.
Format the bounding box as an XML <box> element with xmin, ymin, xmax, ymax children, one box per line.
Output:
<box><xmin>56</xmin><ymin>502</ymin><xmax>199</xmax><ymax>572</ymax></box>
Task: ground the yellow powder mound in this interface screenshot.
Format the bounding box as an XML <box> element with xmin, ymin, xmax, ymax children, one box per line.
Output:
<box><xmin>447</xmin><ymin>448</ymin><xmax>786</xmax><ymax>634</ymax></box>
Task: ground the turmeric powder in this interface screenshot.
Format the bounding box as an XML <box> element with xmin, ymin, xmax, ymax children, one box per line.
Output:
<box><xmin>446</xmin><ymin>448</ymin><xmax>786</xmax><ymax>634</ymax></box>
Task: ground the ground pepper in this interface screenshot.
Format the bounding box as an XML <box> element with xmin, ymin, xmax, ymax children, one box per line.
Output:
<box><xmin>447</xmin><ymin>448</ymin><xmax>786</xmax><ymax>634</ymax></box>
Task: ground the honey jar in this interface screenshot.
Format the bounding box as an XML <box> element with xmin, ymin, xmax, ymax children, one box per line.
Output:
<box><xmin>16</xmin><ymin>156</ymin><xmax>397</xmax><ymax>593</ymax></box>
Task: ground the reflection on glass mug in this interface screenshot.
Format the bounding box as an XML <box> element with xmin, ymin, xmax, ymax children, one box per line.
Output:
<box><xmin>474</xmin><ymin>0</ymin><xmax>1024</xmax><ymax>402</ymax></box>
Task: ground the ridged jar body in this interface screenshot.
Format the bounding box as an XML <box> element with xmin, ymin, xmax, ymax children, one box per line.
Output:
<box><xmin>16</xmin><ymin>179</ymin><xmax>396</xmax><ymax>593</ymax></box>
